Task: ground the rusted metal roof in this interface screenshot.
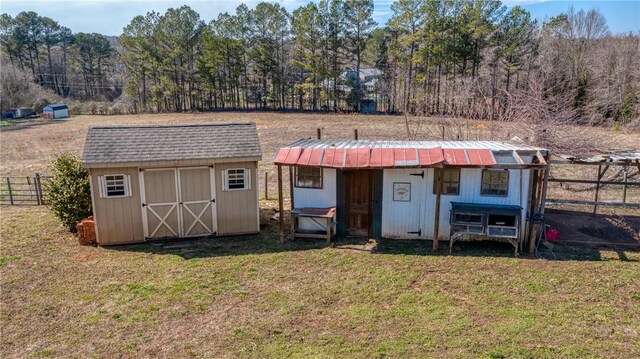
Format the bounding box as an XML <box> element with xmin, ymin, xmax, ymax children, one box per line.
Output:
<box><xmin>273</xmin><ymin>140</ymin><xmax>544</xmax><ymax>169</ymax></box>
<box><xmin>278</xmin><ymin>139</ymin><xmax>545</xmax><ymax>152</ymax></box>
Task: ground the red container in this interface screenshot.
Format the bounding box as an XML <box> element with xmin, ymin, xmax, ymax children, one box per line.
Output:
<box><xmin>546</xmin><ymin>226</ymin><xmax>559</xmax><ymax>241</ymax></box>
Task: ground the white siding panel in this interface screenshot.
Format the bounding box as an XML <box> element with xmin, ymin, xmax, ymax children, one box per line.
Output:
<box><xmin>293</xmin><ymin>168</ymin><xmax>336</xmax><ymax>208</ymax></box>
<box><xmin>298</xmin><ymin>217</ymin><xmax>333</xmax><ymax>231</ymax></box>
<box><xmin>292</xmin><ymin>168</ymin><xmax>336</xmax><ymax>231</ymax></box>
<box><xmin>382</xmin><ymin>168</ymin><xmax>531</xmax><ymax>240</ymax></box>
<box><xmin>429</xmin><ymin>168</ymin><xmax>531</xmax><ymax>240</ymax></box>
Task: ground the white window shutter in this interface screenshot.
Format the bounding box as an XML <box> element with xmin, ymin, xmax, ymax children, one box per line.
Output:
<box><xmin>126</xmin><ymin>174</ymin><xmax>132</xmax><ymax>197</ymax></box>
<box><xmin>222</xmin><ymin>169</ymin><xmax>228</xmax><ymax>191</ymax></box>
<box><xmin>97</xmin><ymin>176</ymin><xmax>105</xmax><ymax>198</ymax></box>
<box><xmin>245</xmin><ymin>169</ymin><xmax>251</xmax><ymax>190</ymax></box>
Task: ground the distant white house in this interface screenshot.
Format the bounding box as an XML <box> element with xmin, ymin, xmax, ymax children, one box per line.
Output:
<box><xmin>342</xmin><ymin>68</ymin><xmax>384</xmax><ymax>92</ymax></box>
<box><xmin>321</xmin><ymin>68</ymin><xmax>385</xmax><ymax>94</ymax></box>
<box><xmin>42</xmin><ymin>104</ymin><xmax>69</xmax><ymax>119</ymax></box>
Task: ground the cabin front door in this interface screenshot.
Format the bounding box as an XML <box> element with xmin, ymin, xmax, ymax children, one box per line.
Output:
<box><xmin>345</xmin><ymin>170</ymin><xmax>372</xmax><ymax>237</ymax></box>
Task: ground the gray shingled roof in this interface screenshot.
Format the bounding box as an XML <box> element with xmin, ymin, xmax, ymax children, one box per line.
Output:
<box><xmin>82</xmin><ymin>122</ymin><xmax>262</xmax><ymax>165</ymax></box>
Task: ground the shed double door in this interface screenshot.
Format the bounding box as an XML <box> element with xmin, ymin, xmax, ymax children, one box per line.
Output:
<box><xmin>141</xmin><ymin>167</ymin><xmax>217</xmax><ymax>239</ymax></box>
<box><xmin>345</xmin><ymin>171</ymin><xmax>372</xmax><ymax>237</ymax></box>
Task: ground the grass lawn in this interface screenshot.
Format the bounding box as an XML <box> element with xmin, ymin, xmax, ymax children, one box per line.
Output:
<box><xmin>1</xmin><ymin>206</ymin><xmax>639</xmax><ymax>358</ymax></box>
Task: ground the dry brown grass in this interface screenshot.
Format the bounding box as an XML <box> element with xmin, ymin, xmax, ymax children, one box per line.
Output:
<box><xmin>1</xmin><ymin>112</ymin><xmax>638</xmax><ymax>211</ymax></box>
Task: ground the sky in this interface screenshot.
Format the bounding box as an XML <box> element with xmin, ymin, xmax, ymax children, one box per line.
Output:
<box><xmin>1</xmin><ymin>0</ymin><xmax>638</xmax><ymax>36</ymax></box>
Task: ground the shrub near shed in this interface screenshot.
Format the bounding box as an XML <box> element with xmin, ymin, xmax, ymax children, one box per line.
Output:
<box><xmin>44</xmin><ymin>153</ymin><xmax>92</xmax><ymax>232</ymax></box>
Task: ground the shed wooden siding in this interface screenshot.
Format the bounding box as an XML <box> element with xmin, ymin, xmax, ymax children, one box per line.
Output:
<box><xmin>90</xmin><ymin>167</ymin><xmax>144</xmax><ymax>244</ymax></box>
<box><xmin>381</xmin><ymin>168</ymin><xmax>531</xmax><ymax>240</ymax></box>
<box><xmin>214</xmin><ymin>161</ymin><xmax>259</xmax><ymax>235</ymax></box>
<box><xmin>292</xmin><ymin>168</ymin><xmax>337</xmax><ymax>231</ymax></box>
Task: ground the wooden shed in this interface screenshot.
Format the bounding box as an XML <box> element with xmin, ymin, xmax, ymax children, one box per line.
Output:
<box><xmin>274</xmin><ymin>140</ymin><xmax>550</xmax><ymax>254</ymax></box>
<box><xmin>82</xmin><ymin>122</ymin><xmax>262</xmax><ymax>245</ymax></box>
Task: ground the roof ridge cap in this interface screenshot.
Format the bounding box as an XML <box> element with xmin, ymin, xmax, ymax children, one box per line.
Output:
<box><xmin>88</xmin><ymin>122</ymin><xmax>255</xmax><ymax>129</ymax></box>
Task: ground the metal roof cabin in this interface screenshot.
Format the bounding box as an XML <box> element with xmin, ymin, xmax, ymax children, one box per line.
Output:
<box><xmin>82</xmin><ymin>122</ymin><xmax>262</xmax><ymax>245</ymax></box>
<box><xmin>42</xmin><ymin>103</ymin><xmax>69</xmax><ymax>119</ymax></box>
<box><xmin>273</xmin><ymin>139</ymin><xmax>550</xmax><ymax>255</ymax></box>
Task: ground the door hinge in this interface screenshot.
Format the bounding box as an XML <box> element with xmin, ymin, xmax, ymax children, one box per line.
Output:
<box><xmin>410</xmin><ymin>171</ymin><xmax>424</xmax><ymax>178</ymax></box>
<box><xmin>407</xmin><ymin>229</ymin><xmax>422</xmax><ymax>236</ymax></box>
<box><xmin>142</xmin><ymin>203</ymin><xmax>147</xmax><ymax>207</ymax></box>
<box><xmin>209</xmin><ymin>165</ymin><xmax>214</xmax><ymax>168</ymax></box>
<box><xmin>210</xmin><ymin>199</ymin><xmax>215</xmax><ymax>203</ymax></box>
<box><xmin>139</xmin><ymin>168</ymin><xmax>144</xmax><ymax>172</ymax></box>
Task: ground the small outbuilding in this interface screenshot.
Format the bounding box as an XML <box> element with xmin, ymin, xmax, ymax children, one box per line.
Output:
<box><xmin>82</xmin><ymin>122</ymin><xmax>262</xmax><ymax>245</ymax></box>
<box><xmin>273</xmin><ymin>140</ymin><xmax>550</xmax><ymax>254</ymax></box>
<box><xmin>14</xmin><ymin>107</ymin><xmax>34</xmax><ymax>119</ymax></box>
<box><xmin>42</xmin><ymin>103</ymin><xmax>69</xmax><ymax>119</ymax></box>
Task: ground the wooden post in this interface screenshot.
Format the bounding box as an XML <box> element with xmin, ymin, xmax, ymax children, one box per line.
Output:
<box><xmin>6</xmin><ymin>177</ymin><xmax>13</xmax><ymax>205</ymax></box>
<box><xmin>277</xmin><ymin>165</ymin><xmax>285</xmax><ymax>244</ymax></box>
<box><xmin>288</xmin><ymin>166</ymin><xmax>295</xmax><ymax>210</ymax></box>
<box><xmin>354</xmin><ymin>129</ymin><xmax>358</xmax><ymax>140</ymax></box>
<box><xmin>433</xmin><ymin>168</ymin><xmax>443</xmax><ymax>251</ymax></box>
<box><xmin>593</xmin><ymin>164</ymin><xmax>603</xmax><ymax>214</ymax></box>
<box><xmin>539</xmin><ymin>167</ymin><xmax>550</xmax><ymax>214</ymax></box>
<box><xmin>529</xmin><ymin>170</ymin><xmax>544</xmax><ymax>254</ymax></box>
<box><xmin>317</xmin><ymin>128</ymin><xmax>321</xmax><ymax>140</ymax></box>
<box><xmin>622</xmin><ymin>170</ymin><xmax>628</xmax><ymax>204</ymax></box>
<box><xmin>264</xmin><ymin>172</ymin><xmax>269</xmax><ymax>200</ymax></box>
<box><xmin>33</xmin><ymin>173</ymin><xmax>42</xmax><ymax>206</ymax></box>
<box><xmin>441</xmin><ymin>125</ymin><xmax>445</xmax><ymax>140</ymax></box>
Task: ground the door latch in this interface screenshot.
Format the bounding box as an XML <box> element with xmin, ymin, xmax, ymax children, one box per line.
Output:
<box><xmin>407</xmin><ymin>229</ymin><xmax>422</xmax><ymax>236</ymax></box>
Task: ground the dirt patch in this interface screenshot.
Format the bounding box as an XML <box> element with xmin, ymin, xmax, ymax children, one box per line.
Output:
<box><xmin>546</xmin><ymin>209</ymin><xmax>640</xmax><ymax>247</ymax></box>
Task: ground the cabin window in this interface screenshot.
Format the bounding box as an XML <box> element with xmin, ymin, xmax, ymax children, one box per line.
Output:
<box><xmin>433</xmin><ymin>168</ymin><xmax>460</xmax><ymax>195</ymax></box>
<box><xmin>295</xmin><ymin>166</ymin><xmax>323</xmax><ymax>189</ymax></box>
<box><xmin>481</xmin><ymin>170</ymin><xmax>509</xmax><ymax>196</ymax></box>
<box><xmin>223</xmin><ymin>168</ymin><xmax>251</xmax><ymax>191</ymax></box>
<box><xmin>100</xmin><ymin>174</ymin><xmax>130</xmax><ymax>198</ymax></box>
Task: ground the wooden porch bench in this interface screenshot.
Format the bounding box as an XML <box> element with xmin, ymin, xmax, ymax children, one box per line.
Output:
<box><xmin>290</xmin><ymin>207</ymin><xmax>336</xmax><ymax>242</ymax></box>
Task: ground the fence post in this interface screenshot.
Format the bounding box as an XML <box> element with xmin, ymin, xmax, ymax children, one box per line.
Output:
<box><xmin>35</xmin><ymin>173</ymin><xmax>43</xmax><ymax>205</ymax></box>
<box><xmin>354</xmin><ymin>129</ymin><xmax>358</xmax><ymax>140</ymax></box>
<box><xmin>317</xmin><ymin>128</ymin><xmax>321</xmax><ymax>140</ymax></box>
<box><xmin>264</xmin><ymin>172</ymin><xmax>269</xmax><ymax>200</ymax></box>
<box><xmin>622</xmin><ymin>170</ymin><xmax>627</xmax><ymax>204</ymax></box>
<box><xmin>6</xmin><ymin>177</ymin><xmax>13</xmax><ymax>205</ymax></box>
<box><xmin>593</xmin><ymin>164</ymin><xmax>603</xmax><ymax>215</ymax></box>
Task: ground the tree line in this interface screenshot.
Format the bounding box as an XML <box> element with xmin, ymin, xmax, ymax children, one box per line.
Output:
<box><xmin>1</xmin><ymin>1</ymin><xmax>638</xmax><ymax>125</ymax></box>
<box><xmin>0</xmin><ymin>11</ymin><xmax>123</xmax><ymax>101</ymax></box>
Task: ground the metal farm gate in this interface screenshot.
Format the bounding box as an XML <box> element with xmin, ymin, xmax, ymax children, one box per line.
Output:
<box><xmin>0</xmin><ymin>174</ymin><xmax>49</xmax><ymax>206</ymax></box>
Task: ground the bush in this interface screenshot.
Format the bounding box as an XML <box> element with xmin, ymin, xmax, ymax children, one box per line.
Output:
<box><xmin>44</xmin><ymin>153</ymin><xmax>92</xmax><ymax>232</ymax></box>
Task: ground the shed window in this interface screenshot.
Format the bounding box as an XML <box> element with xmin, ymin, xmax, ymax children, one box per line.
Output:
<box><xmin>434</xmin><ymin>168</ymin><xmax>460</xmax><ymax>195</ymax></box>
<box><xmin>99</xmin><ymin>174</ymin><xmax>131</xmax><ymax>198</ymax></box>
<box><xmin>481</xmin><ymin>170</ymin><xmax>509</xmax><ymax>196</ymax></box>
<box><xmin>223</xmin><ymin>168</ymin><xmax>251</xmax><ymax>191</ymax></box>
<box><xmin>294</xmin><ymin>166</ymin><xmax>323</xmax><ymax>189</ymax></box>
